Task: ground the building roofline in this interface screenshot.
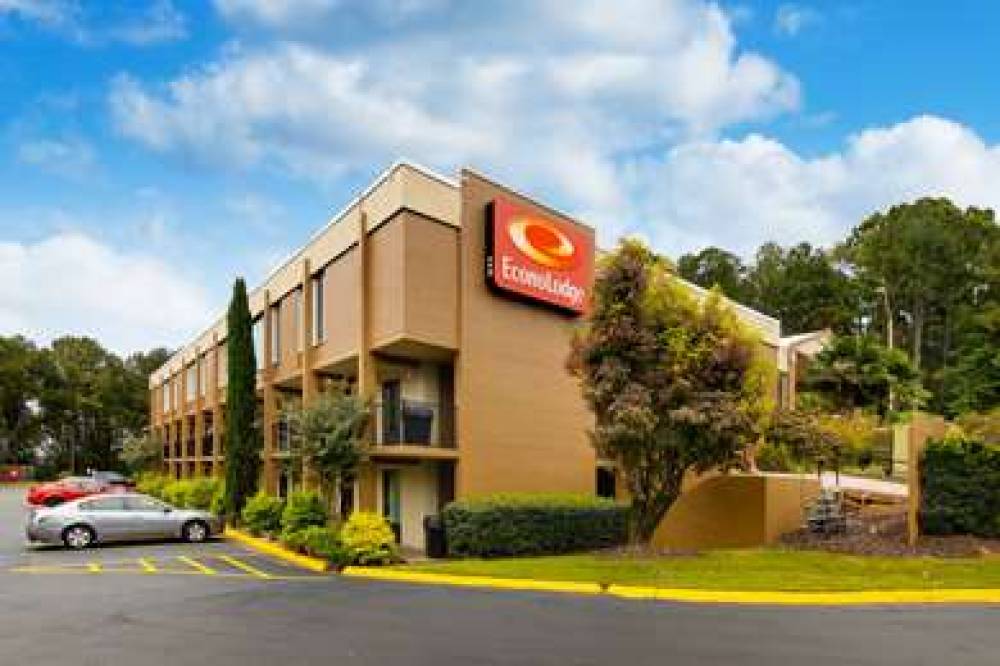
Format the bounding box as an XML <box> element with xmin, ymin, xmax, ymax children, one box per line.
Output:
<box><xmin>151</xmin><ymin>159</ymin><xmax>456</xmax><ymax>383</ymax></box>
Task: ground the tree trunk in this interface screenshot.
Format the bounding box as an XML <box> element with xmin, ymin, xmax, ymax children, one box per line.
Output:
<box><xmin>630</xmin><ymin>473</ymin><xmax>684</xmax><ymax>544</ymax></box>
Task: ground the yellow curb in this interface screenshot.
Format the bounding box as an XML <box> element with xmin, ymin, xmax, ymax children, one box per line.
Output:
<box><xmin>224</xmin><ymin>527</ymin><xmax>329</xmax><ymax>573</ymax></box>
<box><xmin>342</xmin><ymin>567</ymin><xmax>603</xmax><ymax>595</ymax></box>
<box><xmin>341</xmin><ymin>568</ymin><xmax>1000</xmax><ymax>606</ymax></box>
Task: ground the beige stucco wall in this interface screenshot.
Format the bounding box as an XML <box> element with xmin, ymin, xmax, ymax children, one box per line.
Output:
<box><xmin>456</xmin><ymin>170</ymin><xmax>596</xmax><ymax>497</ymax></box>
<box><xmin>651</xmin><ymin>474</ymin><xmax>820</xmax><ymax>550</ymax></box>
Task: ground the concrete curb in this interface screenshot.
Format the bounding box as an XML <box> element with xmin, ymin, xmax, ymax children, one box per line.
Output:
<box><xmin>341</xmin><ymin>567</ymin><xmax>1000</xmax><ymax>605</ymax></box>
<box><xmin>224</xmin><ymin>527</ymin><xmax>330</xmax><ymax>573</ymax></box>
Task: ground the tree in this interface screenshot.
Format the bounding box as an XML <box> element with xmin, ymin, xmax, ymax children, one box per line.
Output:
<box><xmin>748</xmin><ymin>242</ymin><xmax>858</xmax><ymax>335</ymax></box>
<box><xmin>224</xmin><ymin>278</ymin><xmax>260</xmax><ymax>518</ymax></box>
<box><xmin>677</xmin><ymin>247</ymin><xmax>750</xmax><ymax>303</ymax></box>
<box><xmin>119</xmin><ymin>431</ymin><xmax>162</xmax><ymax>473</ymax></box>
<box><xmin>569</xmin><ymin>240</ymin><xmax>768</xmax><ymax>543</ymax></box>
<box><xmin>801</xmin><ymin>335</ymin><xmax>926</xmax><ymax>416</ymax></box>
<box><xmin>842</xmin><ymin>198</ymin><xmax>995</xmax><ymax>373</ymax></box>
<box><xmin>285</xmin><ymin>385</ymin><xmax>369</xmax><ymax>506</ymax></box>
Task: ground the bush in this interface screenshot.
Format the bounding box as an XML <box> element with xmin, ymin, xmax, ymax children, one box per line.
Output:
<box><xmin>442</xmin><ymin>493</ymin><xmax>628</xmax><ymax>558</ymax></box>
<box><xmin>340</xmin><ymin>512</ymin><xmax>397</xmax><ymax>565</ymax></box>
<box><xmin>920</xmin><ymin>436</ymin><xmax>1000</xmax><ymax>538</ymax></box>
<box><xmin>281</xmin><ymin>491</ymin><xmax>328</xmax><ymax>533</ymax></box>
<box><xmin>242</xmin><ymin>491</ymin><xmax>285</xmax><ymax>536</ymax></box>
<box><xmin>301</xmin><ymin>525</ymin><xmax>347</xmax><ymax>564</ymax></box>
<box><xmin>185</xmin><ymin>478</ymin><xmax>221</xmax><ymax>510</ymax></box>
<box><xmin>161</xmin><ymin>480</ymin><xmax>191</xmax><ymax>507</ymax></box>
<box><xmin>279</xmin><ymin>527</ymin><xmax>309</xmax><ymax>552</ymax></box>
<box><xmin>135</xmin><ymin>472</ymin><xmax>170</xmax><ymax>500</ymax></box>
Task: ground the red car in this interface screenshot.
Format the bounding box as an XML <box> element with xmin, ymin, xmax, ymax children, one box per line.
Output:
<box><xmin>26</xmin><ymin>477</ymin><xmax>112</xmax><ymax>508</ymax></box>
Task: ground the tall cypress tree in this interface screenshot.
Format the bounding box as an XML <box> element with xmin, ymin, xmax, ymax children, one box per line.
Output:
<box><xmin>224</xmin><ymin>278</ymin><xmax>259</xmax><ymax>517</ymax></box>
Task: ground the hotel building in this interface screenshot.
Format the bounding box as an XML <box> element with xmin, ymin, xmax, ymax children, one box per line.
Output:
<box><xmin>150</xmin><ymin>162</ymin><xmax>805</xmax><ymax>550</ymax></box>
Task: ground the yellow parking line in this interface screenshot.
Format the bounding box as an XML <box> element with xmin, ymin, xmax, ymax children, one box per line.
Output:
<box><xmin>87</xmin><ymin>562</ymin><xmax>102</xmax><ymax>573</ymax></box>
<box><xmin>219</xmin><ymin>554</ymin><xmax>272</xmax><ymax>579</ymax></box>
<box><xmin>178</xmin><ymin>556</ymin><xmax>216</xmax><ymax>575</ymax></box>
<box><xmin>138</xmin><ymin>558</ymin><xmax>157</xmax><ymax>573</ymax></box>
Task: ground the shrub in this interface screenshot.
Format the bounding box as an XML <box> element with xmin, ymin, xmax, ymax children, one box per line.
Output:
<box><xmin>242</xmin><ymin>491</ymin><xmax>285</xmax><ymax>536</ymax></box>
<box><xmin>135</xmin><ymin>472</ymin><xmax>170</xmax><ymax>500</ymax></box>
<box><xmin>279</xmin><ymin>527</ymin><xmax>309</xmax><ymax>553</ymax></box>
<box><xmin>281</xmin><ymin>491</ymin><xmax>328</xmax><ymax>533</ymax></box>
<box><xmin>161</xmin><ymin>480</ymin><xmax>191</xmax><ymax>508</ymax></box>
<box><xmin>920</xmin><ymin>436</ymin><xmax>1000</xmax><ymax>538</ymax></box>
<box><xmin>340</xmin><ymin>512</ymin><xmax>397</xmax><ymax>565</ymax></box>
<box><xmin>186</xmin><ymin>478</ymin><xmax>221</xmax><ymax>510</ymax></box>
<box><xmin>301</xmin><ymin>525</ymin><xmax>347</xmax><ymax>564</ymax></box>
<box><xmin>442</xmin><ymin>493</ymin><xmax>629</xmax><ymax>558</ymax></box>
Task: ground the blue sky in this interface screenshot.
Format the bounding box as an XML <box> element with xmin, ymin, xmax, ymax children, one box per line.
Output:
<box><xmin>1</xmin><ymin>0</ymin><xmax>999</xmax><ymax>354</ymax></box>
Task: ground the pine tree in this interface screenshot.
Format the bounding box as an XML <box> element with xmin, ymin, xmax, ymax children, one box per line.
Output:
<box><xmin>224</xmin><ymin>278</ymin><xmax>259</xmax><ymax>517</ymax></box>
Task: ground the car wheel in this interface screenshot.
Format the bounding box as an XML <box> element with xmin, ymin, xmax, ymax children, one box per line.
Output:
<box><xmin>44</xmin><ymin>497</ymin><xmax>64</xmax><ymax>508</ymax></box>
<box><xmin>182</xmin><ymin>520</ymin><xmax>209</xmax><ymax>543</ymax></box>
<box><xmin>62</xmin><ymin>525</ymin><xmax>95</xmax><ymax>550</ymax></box>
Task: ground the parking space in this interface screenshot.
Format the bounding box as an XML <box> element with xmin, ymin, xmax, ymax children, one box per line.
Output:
<box><xmin>0</xmin><ymin>485</ymin><xmax>326</xmax><ymax>583</ymax></box>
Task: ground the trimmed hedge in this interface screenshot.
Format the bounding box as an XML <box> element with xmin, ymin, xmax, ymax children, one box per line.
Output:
<box><xmin>920</xmin><ymin>436</ymin><xmax>1000</xmax><ymax>538</ymax></box>
<box><xmin>442</xmin><ymin>493</ymin><xmax>628</xmax><ymax>557</ymax></box>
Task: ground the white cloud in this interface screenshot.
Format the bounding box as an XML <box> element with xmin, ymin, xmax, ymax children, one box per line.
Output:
<box><xmin>110</xmin><ymin>0</ymin><xmax>186</xmax><ymax>45</ymax></box>
<box><xmin>0</xmin><ymin>0</ymin><xmax>186</xmax><ymax>45</ymax></box>
<box><xmin>774</xmin><ymin>3</ymin><xmax>820</xmax><ymax>36</ymax></box>
<box><xmin>0</xmin><ymin>232</ymin><xmax>213</xmax><ymax>354</ymax></box>
<box><xmin>111</xmin><ymin>1</ymin><xmax>798</xmax><ymax>217</ymax></box>
<box><xmin>628</xmin><ymin>115</ymin><xmax>1000</xmax><ymax>256</ymax></box>
<box><xmin>16</xmin><ymin>136</ymin><xmax>98</xmax><ymax>179</ymax></box>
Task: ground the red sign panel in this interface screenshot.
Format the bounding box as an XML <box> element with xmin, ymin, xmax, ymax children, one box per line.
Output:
<box><xmin>486</xmin><ymin>197</ymin><xmax>593</xmax><ymax>314</ymax></box>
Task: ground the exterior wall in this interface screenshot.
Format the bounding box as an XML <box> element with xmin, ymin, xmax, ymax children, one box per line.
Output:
<box><xmin>402</xmin><ymin>213</ymin><xmax>459</xmax><ymax>350</ymax></box>
<box><xmin>456</xmin><ymin>170</ymin><xmax>596</xmax><ymax>496</ymax></box>
<box><xmin>315</xmin><ymin>246</ymin><xmax>360</xmax><ymax>366</ymax></box>
<box><xmin>651</xmin><ymin>474</ymin><xmax>820</xmax><ymax>550</ymax></box>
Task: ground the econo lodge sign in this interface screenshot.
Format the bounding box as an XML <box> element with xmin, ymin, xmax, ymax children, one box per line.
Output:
<box><xmin>486</xmin><ymin>197</ymin><xmax>593</xmax><ymax>314</ymax></box>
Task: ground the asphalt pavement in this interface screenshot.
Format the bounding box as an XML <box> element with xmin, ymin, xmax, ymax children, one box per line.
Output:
<box><xmin>1</xmin><ymin>485</ymin><xmax>997</xmax><ymax>665</ymax></box>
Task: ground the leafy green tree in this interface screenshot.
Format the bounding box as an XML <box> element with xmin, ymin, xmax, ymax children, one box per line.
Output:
<box><xmin>802</xmin><ymin>335</ymin><xmax>926</xmax><ymax>416</ymax></box>
<box><xmin>0</xmin><ymin>336</ymin><xmax>45</xmax><ymax>464</ymax></box>
<box><xmin>569</xmin><ymin>240</ymin><xmax>768</xmax><ymax>542</ymax></box>
<box><xmin>748</xmin><ymin>242</ymin><xmax>858</xmax><ymax>335</ymax></box>
<box><xmin>842</xmin><ymin>198</ymin><xmax>996</xmax><ymax>372</ymax></box>
<box><xmin>285</xmin><ymin>385</ymin><xmax>369</xmax><ymax>505</ymax></box>
<box><xmin>677</xmin><ymin>247</ymin><xmax>751</xmax><ymax>303</ymax></box>
<box><xmin>119</xmin><ymin>431</ymin><xmax>162</xmax><ymax>473</ymax></box>
<box><xmin>224</xmin><ymin>278</ymin><xmax>260</xmax><ymax>518</ymax></box>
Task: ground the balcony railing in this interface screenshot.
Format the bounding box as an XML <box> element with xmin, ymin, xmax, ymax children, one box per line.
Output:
<box><xmin>374</xmin><ymin>399</ymin><xmax>454</xmax><ymax>447</ymax></box>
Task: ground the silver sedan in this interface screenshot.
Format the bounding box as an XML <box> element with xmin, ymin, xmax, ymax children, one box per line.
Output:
<box><xmin>26</xmin><ymin>493</ymin><xmax>223</xmax><ymax>549</ymax></box>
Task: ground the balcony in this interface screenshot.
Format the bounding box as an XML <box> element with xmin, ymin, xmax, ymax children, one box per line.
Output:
<box><xmin>374</xmin><ymin>399</ymin><xmax>454</xmax><ymax>448</ymax></box>
<box><xmin>202</xmin><ymin>434</ymin><xmax>214</xmax><ymax>457</ymax></box>
<box><xmin>185</xmin><ymin>438</ymin><xmax>196</xmax><ymax>457</ymax></box>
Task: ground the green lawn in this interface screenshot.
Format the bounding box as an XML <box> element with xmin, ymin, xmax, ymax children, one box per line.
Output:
<box><xmin>398</xmin><ymin>549</ymin><xmax>1000</xmax><ymax>591</ymax></box>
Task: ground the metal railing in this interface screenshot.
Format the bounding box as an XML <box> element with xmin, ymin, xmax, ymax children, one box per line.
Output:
<box><xmin>374</xmin><ymin>399</ymin><xmax>454</xmax><ymax>447</ymax></box>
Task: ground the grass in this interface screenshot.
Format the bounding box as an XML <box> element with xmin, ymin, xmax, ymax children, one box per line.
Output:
<box><xmin>398</xmin><ymin>549</ymin><xmax>1000</xmax><ymax>591</ymax></box>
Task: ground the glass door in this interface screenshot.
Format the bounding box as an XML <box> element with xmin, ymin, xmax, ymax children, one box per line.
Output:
<box><xmin>382</xmin><ymin>469</ymin><xmax>402</xmax><ymax>543</ymax></box>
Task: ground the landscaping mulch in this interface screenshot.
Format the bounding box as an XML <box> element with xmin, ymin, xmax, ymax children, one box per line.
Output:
<box><xmin>781</xmin><ymin>509</ymin><xmax>1000</xmax><ymax>558</ymax></box>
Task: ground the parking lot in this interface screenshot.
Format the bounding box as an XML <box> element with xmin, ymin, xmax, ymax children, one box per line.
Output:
<box><xmin>0</xmin><ymin>485</ymin><xmax>324</xmax><ymax>583</ymax></box>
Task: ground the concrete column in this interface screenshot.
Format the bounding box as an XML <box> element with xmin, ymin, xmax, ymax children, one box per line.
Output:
<box><xmin>300</xmin><ymin>258</ymin><xmax>319</xmax><ymax>492</ymax></box>
<box><xmin>356</xmin><ymin>209</ymin><xmax>378</xmax><ymax>513</ymax></box>
<box><xmin>262</xmin><ymin>290</ymin><xmax>277</xmax><ymax>494</ymax></box>
<box><xmin>179</xmin><ymin>363</ymin><xmax>189</xmax><ymax>479</ymax></box>
<box><xmin>193</xmin><ymin>349</ymin><xmax>205</xmax><ymax>476</ymax></box>
<box><xmin>211</xmin><ymin>334</ymin><xmax>222</xmax><ymax>479</ymax></box>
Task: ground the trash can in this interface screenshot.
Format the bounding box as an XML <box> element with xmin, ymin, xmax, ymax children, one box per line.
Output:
<box><xmin>423</xmin><ymin>514</ymin><xmax>447</xmax><ymax>558</ymax></box>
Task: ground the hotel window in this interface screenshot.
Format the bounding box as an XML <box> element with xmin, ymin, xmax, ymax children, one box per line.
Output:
<box><xmin>270</xmin><ymin>302</ymin><xmax>281</xmax><ymax>367</ymax></box>
<box><xmin>293</xmin><ymin>287</ymin><xmax>303</xmax><ymax>352</ymax></box>
<box><xmin>312</xmin><ymin>270</ymin><xmax>326</xmax><ymax>345</ymax></box>
<box><xmin>186</xmin><ymin>365</ymin><xmax>196</xmax><ymax>400</ymax></box>
<box><xmin>200</xmin><ymin>353</ymin><xmax>209</xmax><ymax>397</ymax></box>
<box><xmin>252</xmin><ymin>317</ymin><xmax>263</xmax><ymax>370</ymax></box>
<box><xmin>162</xmin><ymin>380</ymin><xmax>170</xmax><ymax>411</ymax></box>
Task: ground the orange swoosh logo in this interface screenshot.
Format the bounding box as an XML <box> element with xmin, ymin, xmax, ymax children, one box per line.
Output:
<box><xmin>508</xmin><ymin>217</ymin><xmax>577</xmax><ymax>270</ymax></box>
